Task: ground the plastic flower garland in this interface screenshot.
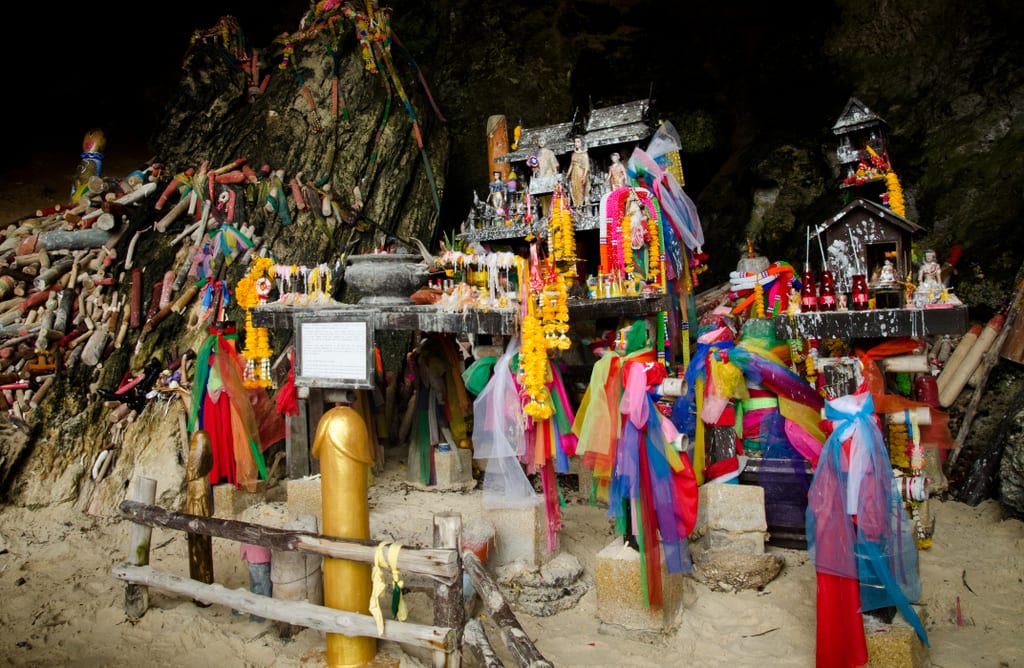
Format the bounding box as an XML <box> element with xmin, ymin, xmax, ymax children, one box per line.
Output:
<box><xmin>540</xmin><ymin>258</ymin><xmax>571</xmax><ymax>351</ymax></box>
<box><xmin>548</xmin><ymin>185</ymin><xmax>576</xmax><ymax>264</ymax></box>
<box><xmin>235</xmin><ymin>255</ymin><xmax>276</xmax><ymax>388</ymax></box>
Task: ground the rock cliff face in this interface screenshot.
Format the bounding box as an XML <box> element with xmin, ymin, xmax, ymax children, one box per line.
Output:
<box><xmin>398</xmin><ymin>0</ymin><xmax>1024</xmax><ymax>514</ymax></box>
<box><xmin>6</xmin><ymin>0</ymin><xmax>1024</xmax><ymax>514</ymax></box>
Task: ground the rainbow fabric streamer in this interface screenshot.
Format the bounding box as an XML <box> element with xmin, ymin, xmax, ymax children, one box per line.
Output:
<box><xmin>574</xmin><ymin>321</ymin><xmax>698</xmax><ymax>607</ymax></box>
<box><xmin>807</xmin><ymin>392</ymin><xmax>928</xmax><ymax>648</ymax></box>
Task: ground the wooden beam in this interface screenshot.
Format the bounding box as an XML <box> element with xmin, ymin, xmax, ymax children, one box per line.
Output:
<box><xmin>462</xmin><ymin>550</ymin><xmax>553</xmax><ymax>668</ymax></box>
<box><xmin>462</xmin><ymin>618</ymin><xmax>503</xmax><ymax>668</ymax></box>
<box><xmin>118</xmin><ymin>501</ymin><xmax>460</xmax><ymax>581</ymax></box>
<box><xmin>111</xmin><ymin>564</ymin><xmax>454</xmax><ymax>653</ymax></box>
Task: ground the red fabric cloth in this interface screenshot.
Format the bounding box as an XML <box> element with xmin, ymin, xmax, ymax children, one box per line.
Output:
<box><xmin>816</xmin><ymin>572</ymin><xmax>868</xmax><ymax>668</ymax></box>
<box><xmin>205</xmin><ymin>390</ymin><xmax>236</xmax><ymax>486</ymax></box>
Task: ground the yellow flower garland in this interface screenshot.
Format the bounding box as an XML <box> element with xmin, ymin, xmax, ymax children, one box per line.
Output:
<box><xmin>885</xmin><ymin>171</ymin><xmax>906</xmax><ymax>217</ymax></box>
<box><xmin>236</xmin><ymin>256</ymin><xmax>276</xmax><ymax>389</ymax></box>
<box><xmin>549</xmin><ymin>188</ymin><xmax>576</xmax><ymax>263</ymax></box>
<box><xmin>521</xmin><ymin>304</ymin><xmax>553</xmax><ymax>420</ymax></box>
<box><xmin>647</xmin><ymin>215</ymin><xmax>660</xmax><ymax>281</ymax></box>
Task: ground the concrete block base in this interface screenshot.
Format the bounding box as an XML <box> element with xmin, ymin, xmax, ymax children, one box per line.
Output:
<box><xmin>211</xmin><ymin>480</ymin><xmax>266</xmax><ymax>519</ymax></box>
<box><xmin>485</xmin><ymin>502</ymin><xmax>556</xmax><ymax>568</ymax></box>
<box><xmin>406</xmin><ymin>443</ymin><xmax>475</xmax><ymax>490</ymax></box>
<box><xmin>865</xmin><ymin>614</ymin><xmax>930</xmax><ymax>667</ymax></box>
<box><xmin>286</xmin><ymin>476</ymin><xmax>323</xmax><ymax>525</ymax></box>
<box><xmin>594</xmin><ymin>538</ymin><xmax>691</xmax><ymax>637</ymax></box>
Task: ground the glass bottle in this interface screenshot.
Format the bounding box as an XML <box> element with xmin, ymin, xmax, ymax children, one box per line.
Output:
<box><xmin>800</xmin><ymin>271</ymin><xmax>818</xmax><ymax>312</ymax></box>
<box><xmin>818</xmin><ymin>270</ymin><xmax>837</xmax><ymax>312</ymax></box>
<box><xmin>851</xmin><ymin>274</ymin><xmax>869</xmax><ymax>310</ymax></box>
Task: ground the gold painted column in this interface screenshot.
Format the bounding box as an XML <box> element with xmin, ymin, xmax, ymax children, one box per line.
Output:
<box><xmin>312</xmin><ymin>405</ymin><xmax>376</xmax><ymax>667</ymax></box>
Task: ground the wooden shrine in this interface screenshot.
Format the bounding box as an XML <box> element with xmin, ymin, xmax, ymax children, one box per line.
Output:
<box><xmin>833</xmin><ymin>96</ymin><xmax>891</xmax><ymax>189</ymax></box>
<box><xmin>813</xmin><ymin>198</ymin><xmax>923</xmax><ymax>300</ymax></box>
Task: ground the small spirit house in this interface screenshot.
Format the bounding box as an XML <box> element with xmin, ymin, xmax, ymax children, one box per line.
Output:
<box><xmin>813</xmin><ymin>198</ymin><xmax>922</xmax><ymax>306</ymax></box>
<box><xmin>833</xmin><ymin>97</ymin><xmax>892</xmax><ymax>191</ymax></box>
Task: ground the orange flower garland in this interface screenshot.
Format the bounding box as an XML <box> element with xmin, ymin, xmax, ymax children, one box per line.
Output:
<box><xmin>540</xmin><ymin>258</ymin><xmax>571</xmax><ymax>350</ymax></box>
<box><xmin>235</xmin><ymin>256</ymin><xmax>276</xmax><ymax>388</ymax></box>
<box><xmin>548</xmin><ymin>185</ymin><xmax>576</xmax><ymax>263</ymax></box>
<box><xmin>647</xmin><ymin>214</ymin><xmax>660</xmax><ymax>281</ymax></box>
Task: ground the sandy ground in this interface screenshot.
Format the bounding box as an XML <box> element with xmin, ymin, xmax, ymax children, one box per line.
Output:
<box><xmin>1</xmin><ymin>447</ymin><xmax>1023</xmax><ymax>668</ymax></box>
<box><xmin>2</xmin><ymin>144</ymin><xmax>1024</xmax><ymax>668</ymax></box>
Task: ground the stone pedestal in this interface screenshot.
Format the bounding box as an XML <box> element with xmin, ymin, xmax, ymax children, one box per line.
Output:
<box><xmin>211</xmin><ymin>480</ymin><xmax>266</xmax><ymax>519</ymax></box>
<box><xmin>272</xmin><ymin>515</ymin><xmax>324</xmax><ymax>606</ymax></box>
<box><xmin>864</xmin><ymin>613</ymin><xmax>930</xmax><ymax>667</ymax></box>
<box><xmin>406</xmin><ymin>443</ymin><xmax>475</xmax><ymax>489</ymax></box>
<box><xmin>690</xmin><ymin>483</ymin><xmax>768</xmax><ymax>555</ymax></box>
<box><xmin>484</xmin><ymin>502</ymin><xmax>555</xmax><ymax>568</ymax></box>
<box><xmin>594</xmin><ymin>538</ymin><xmax>691</xmax><ymax>638</ymax></box>
<box><xmin>286</xmin><ymin>476</ymin><xmax>323</xmax><ymax>525</ymax></box>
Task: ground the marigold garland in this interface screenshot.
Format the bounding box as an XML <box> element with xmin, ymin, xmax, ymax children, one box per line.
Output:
<box><xmin>540</xmin><ymin>259</ymin><xmax>571</xmax><ymax>350</ymax></box>
<box><xmin>885</xmin><ymin>171</ymin><xmax>906</xmax><ymax>217</ymax></box>
<box><xmin>621</xmin><ymin>214</ymin><xmax>634</xmax><ymax>281</ymax></box>
<box><xmin>548</xmin><ymin>185</ymin><xmax>576</xmax><ymax>263</ymax></box>
<box><xmin>236</xmin><ymin>255</ymin><xmax>276</xmax><ymax>389</ymax></box>
<box><xmin>753</xmin><ymin>281</ymin><xmax>765</xmax><ymax>319</ymax></box>
<box><xmin>520</xmin><ymin>307</ymin><xmax>553</xmax><ymax>419</ymax></box>
<box><xmin>646</xmin><ymin>214</ymin><xmax>660</xmax><ymax>281</ymax></box>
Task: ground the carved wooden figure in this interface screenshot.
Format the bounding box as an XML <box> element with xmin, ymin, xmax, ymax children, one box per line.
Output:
<box><xmin>185</xmin><ymin>430</ymin><xmax>214</xmax><ymax>589</ymax></box>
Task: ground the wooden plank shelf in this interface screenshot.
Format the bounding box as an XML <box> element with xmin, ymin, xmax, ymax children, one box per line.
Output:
<box><xmin>773</xmin><ymin>305</ymin><xmax>968</xmax><ymax>340</ymax></box>
<box><xmin>253</xmin><ymin>294</ymin><xmax>670</xmax><ymax>336</ymax></box>
<box><xmin>253</xmin><ymin>303</ymin><xmax>520</xmax><ymax>336</ymax></box>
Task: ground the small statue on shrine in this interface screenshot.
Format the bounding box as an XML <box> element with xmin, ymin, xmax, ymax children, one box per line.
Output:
<box><xmin>878</xmin><ymin>259</ymin><xmax>897</xmax><ymax>286</ymax></box>
<box><xmin>566</xmin><ymin>136</ymin><xmax>591</xmax><ymax>209</ymax></box>
<box><xmin>535</xmin><ymin>137</ymin><xmax>559</xmax><ymax>178</ymax></box>
<box><xmin>918</xmin><ymin>249</ymin><xmax>941</xmax><ymax>290</ymax></box>
<box><xmin>487</xmin><ymin>170</ymin><xmax>505</xmax><ymax>213</ymax></box>
<box><xmin>914</xmin><ymin>248</ymin><xmax>943</xmax><ymax>305</ymax></box>
<box><xmin>607</xmin><ymin>151</ymin><xmax>628</xmax><ymax>191</ymax></box>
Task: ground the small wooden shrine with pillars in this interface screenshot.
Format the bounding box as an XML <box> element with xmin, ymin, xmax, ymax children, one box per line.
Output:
<box><xmin>833</xmin><ymin>97</ymin><xmax>893</xmax><ymax>192</ymax></box>
<box><xmin>462</xmin><ymin>99</ymin><xmax>657</xmax><ymax>238</ymax></box>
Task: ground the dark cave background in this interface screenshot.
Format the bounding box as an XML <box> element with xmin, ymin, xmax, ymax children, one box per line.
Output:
<box><xmin>5</xmin><ymin>1</ymin><xmax>1024</xmax><ymax>512</ymax></box>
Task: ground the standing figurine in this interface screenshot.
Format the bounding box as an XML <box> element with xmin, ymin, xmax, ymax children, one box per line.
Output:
<box><xmin>487</xmin><ymin>170</ymin><xmax>505</xmax><ymax>213</ymax></box>
<box><xmin>566</xmin><ymin>136</ymin><xmax>591</xmax><ymax>209</ymax></box>
<box><xmin>72</xmin><ymin>129</ymin><xmax>106</xmax><ymax>202</ymax></box>
<box><xmin>535</xmin><ymin>137</ymin><xmax>559</xmax><ymax>178</ymax></box>
<box><xmin>607</xmin><ymin>151</ymin><xmax>628</xmax><ymax>191</ymax></box>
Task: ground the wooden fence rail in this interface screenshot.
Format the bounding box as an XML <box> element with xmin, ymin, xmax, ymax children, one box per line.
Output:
<box><xmin>113</xmin><ymin>478</ymin><xmax>552</xmax><ymax>668</ymax></box>
<box><xmin>113</xmin><ymin>478</ymin><xmax>464</xmax><ymax>668</ymax></box>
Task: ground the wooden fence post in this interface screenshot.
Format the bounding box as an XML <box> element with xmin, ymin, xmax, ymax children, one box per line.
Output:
<box><xmin>125</xmin><ymin>476</ymin><xmax>157</xmax><ymax>620</ymax></box>
<box><xmin>433</xmin><ymin>512</ymin><xmax>464</xmax><ymax>668</ymax></box>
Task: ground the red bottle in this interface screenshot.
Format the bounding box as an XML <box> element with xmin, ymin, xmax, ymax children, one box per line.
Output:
<box><xmin>851</xmin><ymin>274</ymin><xmax>869</xmax><ymax>310</ymax></box>
<box><xmin>800</xmin><ymin>271</ymin><xmax>818</xmax><ymax>312</ymax></box>
<box><xmin>818</xmin><ymin>271</ymin><xmax>837</xmax><ymax>311</ymax></box>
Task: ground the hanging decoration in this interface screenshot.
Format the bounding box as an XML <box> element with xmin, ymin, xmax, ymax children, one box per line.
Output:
<box><xmin>235</xmin><ymin>255</ymin><xmax>276</xmax><ymax>389</ymax></box>
<box><xmin>573</xmin><ymin>320</ymin><xmax>697</xmax><ymax>607</ymax></box>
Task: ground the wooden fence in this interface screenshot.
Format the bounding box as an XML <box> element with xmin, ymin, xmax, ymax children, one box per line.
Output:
<box><xmin>111</xmin><ymin>476</ymin><xmax>553</xmax><ymax>668</ymax></box>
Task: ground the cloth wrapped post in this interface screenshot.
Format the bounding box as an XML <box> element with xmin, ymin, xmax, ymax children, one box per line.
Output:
<box><xmin>806</xmin><ymin>392</ymin><xmax>928</xmax><ymax>668</ymax></box>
